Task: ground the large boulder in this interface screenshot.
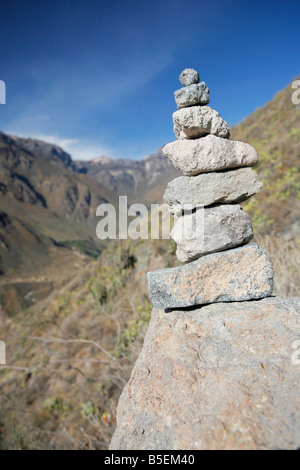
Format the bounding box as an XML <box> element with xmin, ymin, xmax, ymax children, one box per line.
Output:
<box><xmin>110</xmin><ymin>297</ymin><xmax>300</xmax><ymax>450</ymax></box>
<box><xmin>173</xmin><ymin>106</ymin><xmax>231</xmax><ymax>140</ymax></box>
<box><xmin>162</xmin><ymin>134</ymin><xmax>258</xmax><ymax>176</ymax></box>
<box><xmin>163</xmin><ymin>167</ymin><xmax>262</xmax><ymax>216</ymax></box>
<box><xmin>172</xmin><ymin>205</ymin><xmax>253</xmax><ymax>262</ymax></box>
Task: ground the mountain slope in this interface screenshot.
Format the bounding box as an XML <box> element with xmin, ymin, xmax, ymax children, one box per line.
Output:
<box><xmin>76</xmin><ymin>147</ymin><xmax>180</xmax><ymax>205</ymax></box>
<box><xmin>232</xmin><ymin>75</ymin><xmax>300</xmax><ymax>234</ymax></box>
<box><xmin>0</xmin><ymin>132</ymin><xmax>118</xmax><ymax>312</ymax></box>
<box><xmin>0</xmin><ymin>232</ymin><xmax>299</xmax><ymax>449</ymax></box>
<box><xmin>0</xmin><ymin>239</ymin><xmax>177</xmax><ymax>449</ymax></box>
<box><xmin>9</xmin><ymin>135</ymin><xmax>76</xmax><ymax>171</ymax></box>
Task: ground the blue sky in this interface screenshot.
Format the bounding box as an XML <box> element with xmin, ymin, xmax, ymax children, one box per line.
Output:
<box><xmin>0</xmin><ymin>0</ymin><xmax>299</xmax><ymax>160</ymax></box>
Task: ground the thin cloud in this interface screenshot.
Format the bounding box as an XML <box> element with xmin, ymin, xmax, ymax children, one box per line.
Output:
<box><xmin>31</xmin><ymin>134</ymin><xmax>114</xmax><ymax>161</ymax></box>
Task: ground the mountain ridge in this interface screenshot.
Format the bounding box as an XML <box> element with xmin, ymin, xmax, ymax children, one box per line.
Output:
<box><xmin>75</xmin><ymin>146</ymin><xmax>180</xmax><ymax>204</ymax></box>
<box><xmin>0</xmin><ymin>132</ymin><xmax>119</xmax><ymax>312</ymax></box>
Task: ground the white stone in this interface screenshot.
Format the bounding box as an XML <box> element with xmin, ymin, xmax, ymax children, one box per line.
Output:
<box><xmin>163</xmin><ymin>134</ymin><xmax>258</xmax><ymax>175</ymax></box>
<box><xmin>172</xmin><ymin>205</ymin><xmax>253</xmax><ymax>262</ymax></box>
<box><xmin>173</xmin><ymin>106</ymin><xmax>231</xmax><ymax>140</ymax></box>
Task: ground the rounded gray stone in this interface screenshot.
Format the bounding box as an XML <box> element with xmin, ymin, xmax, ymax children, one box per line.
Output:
<box><xmin>174</xmin><ymin>82</ymin><xmax>210</xmax><ymax>109</ymax></box>
<box><xmin>179</xmin><ymin>68</ymin><xmax>200</xmax><ymax>86</ymax></box>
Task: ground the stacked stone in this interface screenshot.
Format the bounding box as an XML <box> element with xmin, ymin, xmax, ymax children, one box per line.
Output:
<box><xmin>147</xmin><ymin>68</ymin><xmax>274</xmax><ymax>309</ymax></box>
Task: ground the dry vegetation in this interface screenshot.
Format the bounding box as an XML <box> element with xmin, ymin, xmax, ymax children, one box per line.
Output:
<box><xmin>256</xmin><ymin>233</ymin><xmax>300</xmax><ymax>297</ymax></box>
<box><xmin>232</xmin><ymin>75</ymin><xmax>300</xmax><ymax>234</ymax></box>
<box><xmin>0</xmin><ymin>239</ymin><xmax>177</xmax><ymax>449</ymax></box>
<box><xmin>0</xmin><ymin>232</ymin><xmax>299</xmax><ymax>449</ymax></box>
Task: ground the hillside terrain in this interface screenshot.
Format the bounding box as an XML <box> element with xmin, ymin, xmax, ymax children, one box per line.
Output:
<box><xmin>0</xmin><ymin>233</ymin><xmax>299</xmax><ymax>449</ymax></box>
<box><xmin>0</xmin><ymin>134</ymin><xmax>180</xmax><ymax>314</ymax></box>
<box><xmin>232</xmin><ymin>75</ymin><xmax>300</xmax><ymax>235</ymax></box>
<box><xmin>0</xmin><ymin>132</ymin><xmax>118</xmax><ymax>313</ymax></box>
<box><xmin>0</xmin><ymin>239</ymin><xmax>178</xmax><ymax>449</ymax></box>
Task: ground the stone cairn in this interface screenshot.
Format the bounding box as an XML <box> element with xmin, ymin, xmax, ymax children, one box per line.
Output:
<box><xmin>147</xmin><ymin>68</ymin><xmax>274</xmax><ymax>309</ymax></box>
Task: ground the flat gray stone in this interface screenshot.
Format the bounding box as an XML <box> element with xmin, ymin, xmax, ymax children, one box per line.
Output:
<box><xmin>163</xmin><ymin>167</ymin><xmax>262</xmax><ymax>216</ymax></box>
<box><xmin>172</xmin><ymin>205</ymin><xmax>253</xmax><ymax>262</ymax></box>
<box><xmin>174</xmin><ymin>82</ymin><xmax>210</xmax><ymax>109</ymax></box>
<box><xmin>162</xmin><ymin>134</ymin><xmax>258</xmax><ymax>176</ymax></box>
<box><xmin>110</xmin><ymin>297</ymin><xmax>300</xmax><ymax>450</ymax></box>
<box><xmin>179</xmin><ymin>68</ymin><xmax>199</xmax><ymax>86</ymax></box>
<box><xmin>173</xmin><ymin>106</ymin><xmax>231</xmax><ymax>140</ymax></box>
<box><xmin>147</xmin><ymin>243</ymin><xmax>274</xmax><ymax>309</ymax></box>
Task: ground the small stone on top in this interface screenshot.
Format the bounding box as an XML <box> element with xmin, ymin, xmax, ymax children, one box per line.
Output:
<box><xmin>179</xmin><ymin>68</ymin><xmax>200</xmax><ymax>86</ymax></box>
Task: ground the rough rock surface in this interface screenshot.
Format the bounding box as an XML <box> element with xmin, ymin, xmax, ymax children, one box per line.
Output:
<box><xmin>179</xmin><ymin>68</ymin><xmax>199</xmax><ymax>86</ymax></box>
<box><xmin>173</xmin><ymin>106</ymin><xmax>231</xmax><ymax>140</ymax></box>
<box><xmin>110</xmin><ymin>297</ymin><xmax>300</xmax><ymax>450</ymax></box>
<box><xmin>163</xmin><ymin>167</ymin><xmax>262</xmax><ymax>216</ymax></box>
<box><xmin>163</xmin><ymin>134</ymin><xmax>258</xmax><ymax>176</ymax></box>
<box><xmin>174</xmin><ymin>82</ymin><xmax>210</xmax><ymax>109</ymax></box>
<box><xmin>172</xmin><ymin>205</ymin><xmax>253</xmax><ymax>262</ymax></box>
<box><xmin>147</xmin><ymin>243</ymin><xmax>273</xmax><ymax>309</ymax></box>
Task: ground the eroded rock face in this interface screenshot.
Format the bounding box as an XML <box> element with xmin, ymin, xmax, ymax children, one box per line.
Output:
<box><xmin>162</xmin><ymin>135</ymin><xmax>258</xmax><ymax>176</ymax></box>
<box><xmin>172</xmin><ymin>205</ymin><xmax>253</xmax><ymax>262</ymax></box>
<box><xmin>173</xmin><ymin>106</ymin><xmax>231</xmax><ymax>140</ymax></box>
<box><xmin>110</xmin><ymin>297</ymin><xmax>300</xmax><ymax>450</ymax></box>
<box><xmin>179</xmin><ymin>68</ymin><xmax>200</xmax><ymax>86</ymax></box>
<box><xmin>174</xmin><ymin>82</ymin><xmax>210</xmax><ymax>109</ymax></box>
<box><xmin>147</xmin><ymin>243</ymin><xmax>273</xmax><ymax>309</ymax></box>
<box><xmin>163</xmin><ymin>167</ymin><xmax>262</xmax><ymax>216</ymax></box>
